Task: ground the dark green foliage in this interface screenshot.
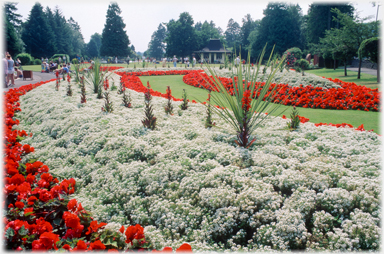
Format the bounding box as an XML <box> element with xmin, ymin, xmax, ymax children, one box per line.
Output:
<box><xmin>306</xmin><ymin>3</ymin><xmax>354</xmax><ymax>45</ymax></box>
<box><xmin>34</xmin><ymin>59</ymin><xmax>42</xmax><ymax>65</ymax></box>
<box><xmin>165</xmin><ymin>12</ymin><xmax>198</xmax><ymax>57</ymax></box>
<box><xmin>147</xmin><ymin>23</ymin><xmax>167</xmax><ymax>59</ymax></box>
<box><xmin>295</xmin><ymin>59</ymin><xmax>310</xmax><ymax>76</ymax></box>
<box><xmin>251</xmin><ymin>3</ymin><xmax>302</xmax><ymax>60</ymax></box>
<box><xmin>5</xmin><ymin>17</ymin><xmax>22</xmax><ymax>56</ymax></box>
<box><xmin>22</xmin><ymin>3</ymin><xmax>56</xmax><ymax>58</ymax></box>
<box><xmin>195</xmin><ymin>20</ymin><xmax>222</xmax><ymax>50</ymax></box>
<box><xmin>15</xmin><ymin>53</ymin><xmax>32</xmax><ymax>65</ymax></box>
<box><xmin>239</xmin><ymin>14</ymin><xmax>258</xmax><ymax>58</ymax></box>
<box><xmin>224</xmin><ymin>18</ymin><xmax>241</xmax><ymax>49</ymax></box>
<box><xmin>100</xmin><ymin>3</ymin><xmax>130</xmax><ymax>57</ymax></box>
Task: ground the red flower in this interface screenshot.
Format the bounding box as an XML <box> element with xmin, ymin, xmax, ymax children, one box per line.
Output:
<box><xmin>32</xmin><ymin>232</ymin><xmax>60</xmax><ymax>250</ymax></box>
<box><xmin>104</xmin><ymin>78</ymin><xmax>109</xmax><ymax>90</ymax></box>
<box><xmin>241</xmin><ymin>90</ymin><xmax>252</xmax><ymax>111</ymax></box>
<box><xmin>67</xmin><ymin>199</ymin><xmax>78</xmax><ymax>212</ymax></box>
<box><xmin>86</xmin><ymin>220</ymin><xmax>107</xmax><ymax>235</ymax></box>
<box><xmin>176</xmin><ymin>243</ymin><xmax>192</xmax><ymax>252</ymax></box>
<box><xmin>63</xmin><ymin>211</ymin><xmax>81</xmax><ymax>228</ymax></box>
<box><xmin>22</xmin><ymin>144</ymin><xmax>34</xmax><ymax>154</ymax></box>
<box><xmin>15</xmin><ymin>201</ymin><xmax>24</xmax><ymax>209</ymax></box>
<box><xmin>125</xmin><ymin>224</ymin><xmax>145</xmax><ymax>244</ymax></box>
<box><xmin>73</xmin><ymin>240</ymin><xmax>88</xmax><ymax>251</ymax></box>
<box><xmin>89</xmin><ymin>240</ymin><xmax>106</xmax><ymax>250</ymax></box>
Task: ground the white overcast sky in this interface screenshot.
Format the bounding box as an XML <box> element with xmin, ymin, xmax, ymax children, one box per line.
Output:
<box><xmin>13</xmin><ymin>0</ymin><xmax>381</xmax><ymax>53</ymax></box>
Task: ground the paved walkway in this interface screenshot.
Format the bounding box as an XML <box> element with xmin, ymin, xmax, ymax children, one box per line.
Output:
<box><xmin>346</xmin><ymin>67</ymin><xmax>377</xmax><ymax>76</ymax></box>
<box><xmin>3</xmin><ymin>71</ymin><xmax>57</xmax><ymax>92</ymax></box>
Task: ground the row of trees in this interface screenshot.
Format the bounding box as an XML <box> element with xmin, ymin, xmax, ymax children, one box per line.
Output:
<box><xmin>145</xmin><ymin>2</ymin><xmax>379</xmax><ymax>75</ymax></box>
<box><xmin>4</xmin><ymin>2</ymin><xmax>134</xmax><ymax>61</ymax></box>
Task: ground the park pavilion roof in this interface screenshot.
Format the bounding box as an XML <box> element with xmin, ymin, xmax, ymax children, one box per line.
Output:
<box><xmin>195</xmin><ymin>39</ymin><xmax>230</xmax><ymax>53</ymax></box>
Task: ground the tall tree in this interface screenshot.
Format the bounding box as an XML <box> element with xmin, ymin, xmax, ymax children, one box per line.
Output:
<box><xmin>100</xmin><ymin>3</ymin><xmax>130</xmax><ymax>57</ymax></box>
<box><xmin>251</xmin><ymin>3</ymin><xmax>302</xmax><ymax>60</ymax></box>
<box><xmin>22</xmin><ymin>3</ymin><xmax>56</xmax><ymax>58</ymax></box>
<box><xmin>147</xmin><ymin>23</ymin><xmax>167</xmax><ymax>59</ymax></box>
<box><xmin>195</xmin><ymin>20</ymin><xmax>221</xmax><ymax>49</ymax></box>
<box><xmin>319</xmin><ymin>9</ymin><xmax>378</xmax><ymax>76</ymax></box>
<box><xmin>239</xmin><ymin>14</ymin><xmax>257</xmax><ymax>57</ymax></box>
<box><xmin>306</xmin><ymin>3</ymin><xmax>354</xmax><ymax>45</ymax></box>
<box><xmin>4</xmin><ymin>2</ymin><xmax>23</xmax><ymax>55</ymax></box>
<box><xmin>224</xmin><ymin>18</ymin><xmax>241</xmax><ymax>49</ymax></box>
<box><xmin>68</xmin><ymin>17</ymin><xmax>85</xmax><ymax>57</ymax></box>
<box><xmin>52</xmin><ymin>7</ymin><xmax>72</xmax><ymax>55</ymax></box>
<box><xmin>87</xmin><ymin>33</ymin><xmax>102</xmax><ymax>58</ymax></box>
<box><xmin>165</xmin><ymin>12</ymin><xmax>198</xmax><ymax>58</ymax></box>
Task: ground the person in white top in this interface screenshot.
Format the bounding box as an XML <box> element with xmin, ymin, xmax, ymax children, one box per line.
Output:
<box><xmin>6</xmin><ymin>54</ymin><xmax>15</xmax><ymax>87</ymax></box>
<box><xmin>3</xmin><ymin>54</ymin><xmax>8</xmax><ymax>88</ymax></box>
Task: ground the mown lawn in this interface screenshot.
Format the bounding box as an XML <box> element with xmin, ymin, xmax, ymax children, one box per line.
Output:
<box><xmin>140</xmin><ymin>75</ymin><xmax>381</xmax><ymax>134</ymax></box>
<box><xmin>306</xmin><ymin>68</ymin><xmax>380</xmax><ymax>89</ymax></box>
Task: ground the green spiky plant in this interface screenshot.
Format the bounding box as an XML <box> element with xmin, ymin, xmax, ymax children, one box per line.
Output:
<box><xmin>164</xmin><ymin>86</ymin><xmax>174</xmax><ymax>115</ymax></box>
<box><xmin>205</xmin><ymin>90</ymin><xmax>214</xmax><ymax>128</ymax></box>
<box><xmin>83</xmin><ymin>59</ymin><xmax>112</xmax><ymax>97</ymax></box>
<box><xmin>201</xmin><ymin>44</ymin><xmax>289</xmax><ymax>148</ymax></box>
<box><xmin>142</xmin><ymin>82</ymin><xmax>157</xmax><ymax>130</ymax></box>
<box><xmin>287</xmin><ymin>106</ymin><xmax>300</xmax><ymax>131</ymax></box>
<box><xmin>73</xmin><ymin>63</ymin><xmax>82</xmax><ymax>82</ymax></box>
<box><xmin>117</xmin><ymin>77</ymin><xmax>124</xmax><ymax>95</ymax></box>
<box><xmin>179</xmin><ymin>89</ymin><xmax>188</xmax><ymax>110</ymax></box>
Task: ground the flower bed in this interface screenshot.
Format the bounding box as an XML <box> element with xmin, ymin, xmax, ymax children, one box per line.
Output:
<box><xmin>182</xmin><ymin>71</ymin><xmax>380</xmax><ymax>111</ymax></box>
<box><xmin>3</xmin><ymin>82</ymin><xmax>191</xmax><ymax>252</ymax></box>
<box><xmin>10</xmin><ymin>74</ymin><xmax>381</xmax><ymax>251</ymax></box>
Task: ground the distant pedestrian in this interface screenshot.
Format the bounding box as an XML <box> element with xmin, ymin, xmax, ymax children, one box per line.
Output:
<box><xmin>235</xmin><ymin>56</ymin><xmax>240</xmax><ymax>67</ymax></box>
<box><xmin>192</xmin><ymin>57</ymin><xmax>196</xmax><ymax>67</ymax></box>
<box><xmin>58</xmin><ymin>56</ymin><xmax>62</xmax><ymax>64</ymax></box>
<box><xmin>173</xmin><ymin>55</ymin><xmax>177</xmax><ymax>67</ymax></box>
<box><xmin>115</xmin><ymin>56</ymin><xmax>118</xmax><ymax>64</ymax></box>
<box><xmin>3</xmin><ymin>54</ymin><xmax>8</xmax><ymax>88</ymax></box>
<box><xmin>6</xmin><ymin>54</ymin><xmax>15</xmax><ymax>87</ymax></box>
<box><xmin>63</xmin><ymin>55</ymin><xmax>66</xmax><ymax>64</ymax></box>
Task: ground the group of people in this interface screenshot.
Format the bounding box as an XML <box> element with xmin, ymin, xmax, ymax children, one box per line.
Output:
<box><xmin>172</xmin><ymin>56</ymin><xmax>196</xmax><ymax>67</ymax></box>
<box><xmin>41</xmin><ymin>61</ymin><xmax>59</xmax><ymax>73</ymax></box>
<box><xmin>3</xmin><ymin>52</ymin><xmax>22</xmax><ymax>88</ymax></box>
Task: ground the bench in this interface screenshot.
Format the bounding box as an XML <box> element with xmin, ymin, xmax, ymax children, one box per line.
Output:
<box><xmin>23</xmin><ymin>70</ymin><xmax>33</xmax><ymax>80</ymax></box>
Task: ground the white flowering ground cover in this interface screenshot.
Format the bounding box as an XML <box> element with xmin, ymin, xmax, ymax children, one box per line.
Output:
<box><xmin>16</xmin><ymin>77</ymin><xmax>381</xmax><ymax>251</ymax></box>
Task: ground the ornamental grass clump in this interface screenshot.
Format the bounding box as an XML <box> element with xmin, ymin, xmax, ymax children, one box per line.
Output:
<box><xmin>83</xmin><ymin>59</ymin><xmax>111</xmax><ymax>98</ymax></box>
<box><xmin>287</xmin><ymin>106</ymin><xmax>300</xmax><ymax>131</ymax></box>
<box><xmin>179</xmin><ymin>89</ymin><xmax>188</xmax><ymax>110</ymax></box>
<box><xmin>142</xmin><ymin>81</ymin><xmax>156</xmax><ymax>130</ymax></box>
<box><xmin>203</xmin><ymin>45</ymin><xmax>288</xmax><ymax>148</ymax></box>
<box><xmin>164</xmin><ymin>86</ymin><xmax>173</xmax><ymax>115</ymax></box>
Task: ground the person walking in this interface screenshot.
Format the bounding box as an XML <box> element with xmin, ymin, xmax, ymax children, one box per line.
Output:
<box><xmin>173</xmin><ymin>55</ymin><xmax>177</xmax><ymax>67</ymax></box>
<box><xmin>3</xmin><ymin>54</ymin><xmax>8</xmax><ymax>88</ymax></box>
<box><xmin>192</xmin><ymin>57</ymin><xmax>196</xmax><ymax>67</ymax></box>
<box><xmin>6</xmin><ymin>54</ymin><xmax>15</xmax><ymax>87</ymax></box>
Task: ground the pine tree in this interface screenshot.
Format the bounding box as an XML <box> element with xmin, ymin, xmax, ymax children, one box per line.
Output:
<box><xmin>100</xmin><ymin>3</ymin><xmax>130</xmax><ymax>57</ymax></box>
<box><xmin>4</xmin><ymin>3</ymin><xmax>23</xmax><ymax>55</ymax></box>
<box><xmin>22</xmin><ymin>3</ymin><xmax>56</xmax><ymax>58</ymax></box>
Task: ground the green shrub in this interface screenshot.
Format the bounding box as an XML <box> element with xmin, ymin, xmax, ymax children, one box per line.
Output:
<box><xmin>34</xmin><ymin>59</ymin><xmax>42</xmax><ymax>65</ymax></box>
<box><xmin>295</xmin><ymin>59</ymin><xmax>310</xmax><ymax>76</ymax></box>
<box><xmin>283</xmin><ymin>47</ymin><xmax>303</xmax><ymax>67</ymax></box>
<box><xmin>15</xmin><ymin>53</ymin><xmax>32</xmax><ymax>65</ymax></box>
<box><xmin>72</xmin><ymin>58</ymin><xmax>79</xmax><ymax>64</ymax></box>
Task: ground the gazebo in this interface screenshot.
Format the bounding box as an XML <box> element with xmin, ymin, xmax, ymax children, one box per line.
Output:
<box><xmin>195</xmin><ymin>39</ymin><xmax>231</xmax><ymax>64</ymax></box>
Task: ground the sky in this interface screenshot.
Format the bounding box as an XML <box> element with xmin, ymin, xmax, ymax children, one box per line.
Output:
<box><xmin>13</xmin><ymin>0</ymin><xmax>381</xmax><ymax>53</ymax></box>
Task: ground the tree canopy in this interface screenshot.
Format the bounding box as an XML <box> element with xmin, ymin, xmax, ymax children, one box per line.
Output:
<box><xmin>100</xmin><ymin>2</ymin><xmax>131</xmax><ymax>57</ymax></box>
<box><xmin>22</xmin><ymin>3</ymin><xmax>56</xmax><ymax>58</ymax></box>
<box><xmin>165</xmin><ymin>12</ymin><xmax>198</xmax><ymax>57</ymax></box>
<box><xmin>147</xmin><ymin>23</ymin><xmax>167</xmax><ymax>59</ymax></box>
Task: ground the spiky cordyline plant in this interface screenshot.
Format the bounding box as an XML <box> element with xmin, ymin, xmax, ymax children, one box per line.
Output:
<box><xmin>202</xmin><ymin>45</ymin><xmax>289</xmax><ymax>148</ymax></box>
<box><xmin>287</xmin><ymin>106</ymin><xmax>300</xmax><ymax>131</ymax></box>
<box><xmin>180</xmin><ymin>89</ymin><xmax>188</xmax><ymax>110</ymax></box>
<box><xmin>164</xmin><ymin>86</ymin><xmax>173</xmax><ymax>115</ymax></box>
<box><xmin>205</xmin><ymin>90</ymin><xmax>214</xmax><ymax>128</ymax></box>
<box><xmin>142</xmin><ymin>82</ymin><xmax>157</xmax><ymax>130</ymax></box>
<box><xmin>73</xmin><ymin>63</ymin><xmax>82</xmax><ymax>82</ymax></box>
<box><xmin>83</xmin><ymin>59</ymin><xmax>112</xmax><ymax>96</ymax></box>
